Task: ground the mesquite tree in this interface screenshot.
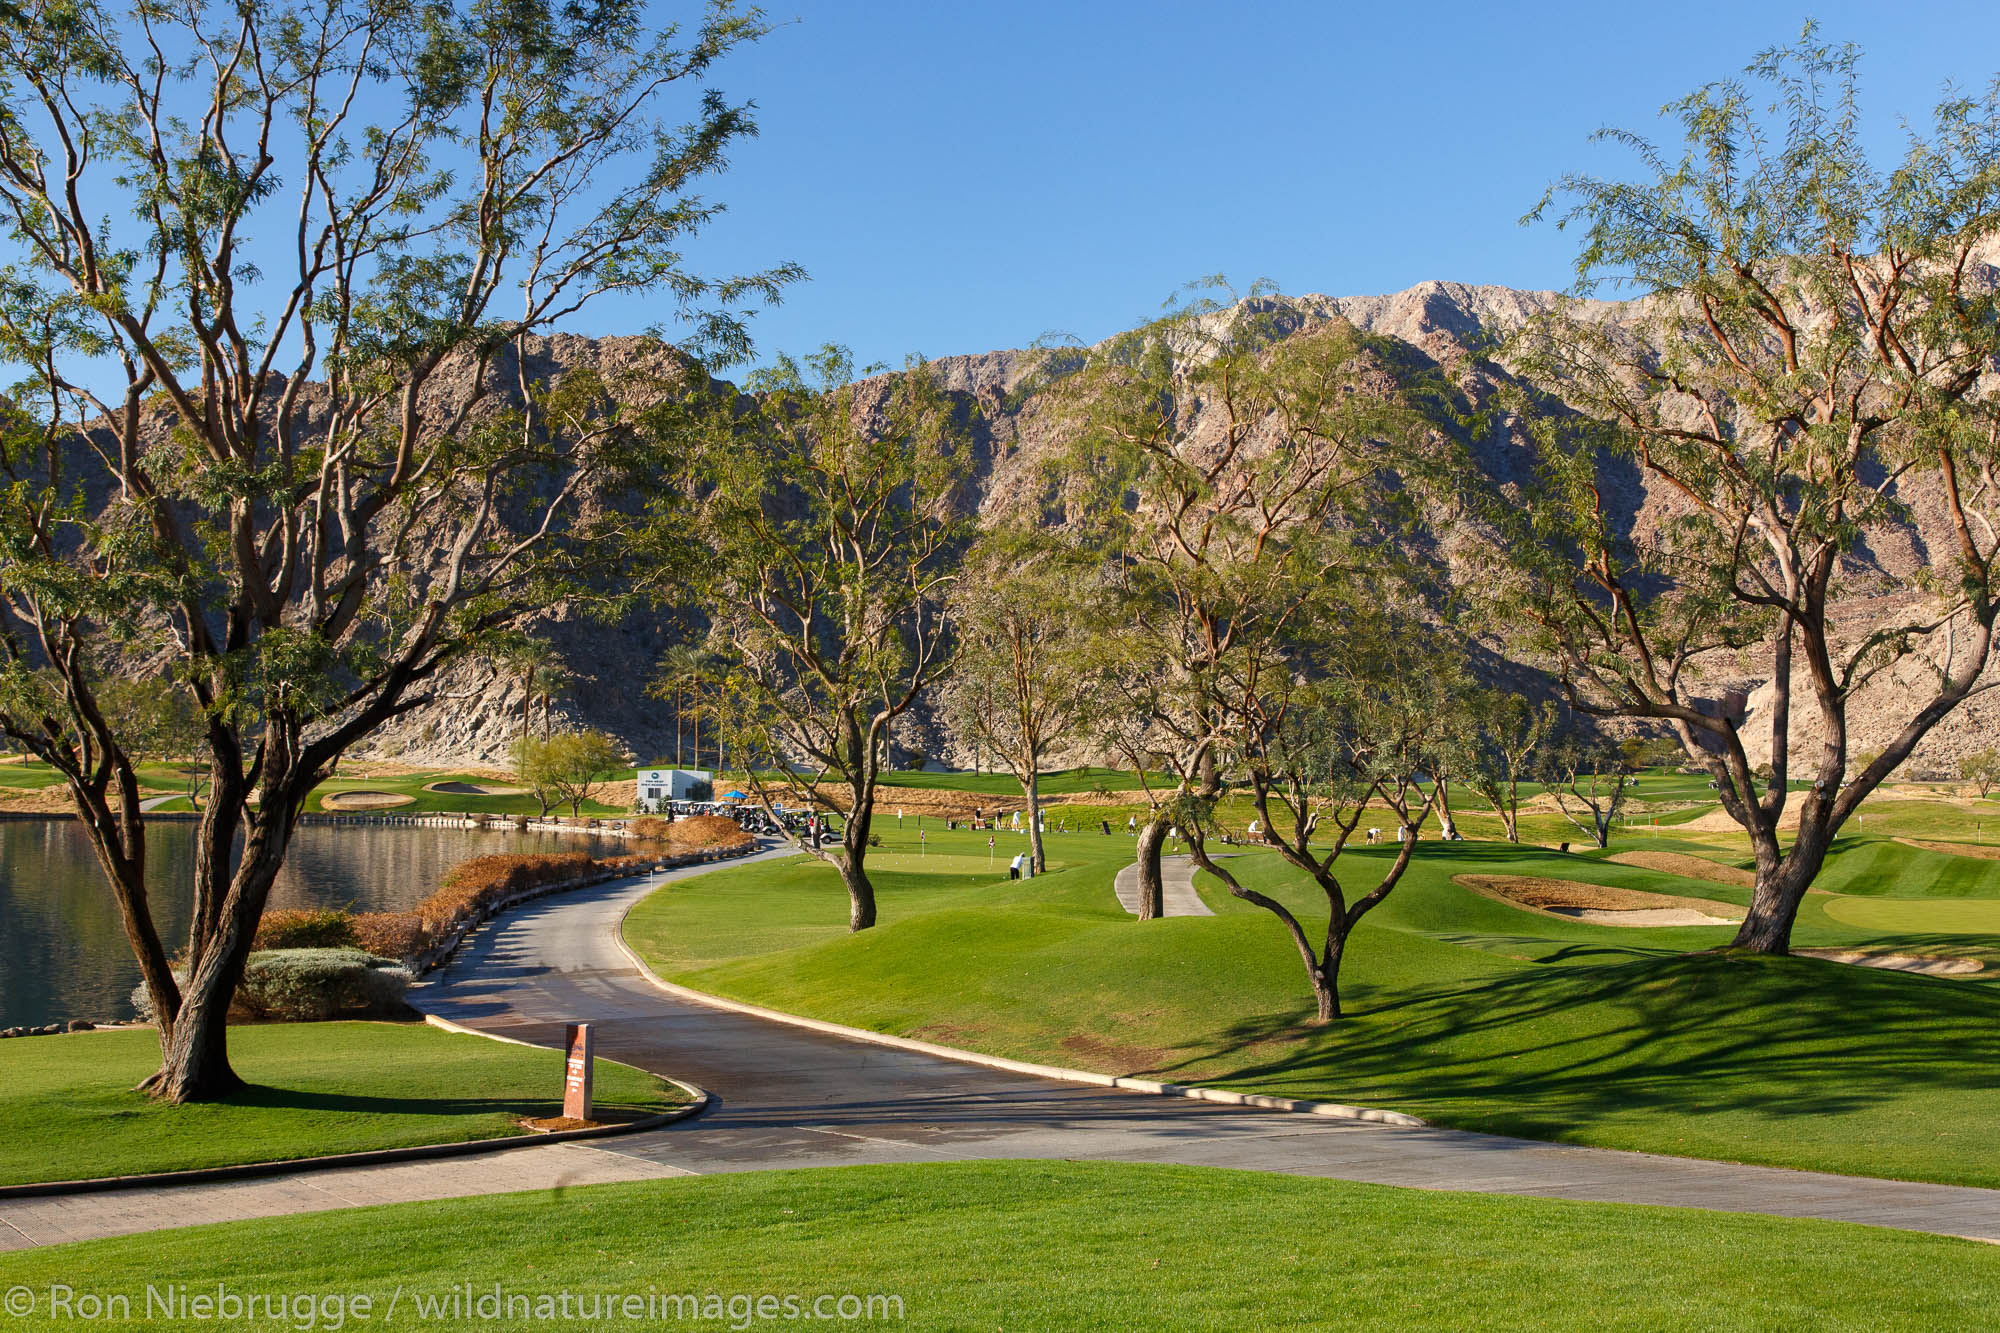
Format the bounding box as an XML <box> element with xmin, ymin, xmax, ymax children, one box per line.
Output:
<box><xmin>939</xmin><ymin>530</ymin><xmax>1101</xmax><ymax>874</ymax></box>
<box><xmin>1035</xmin><ymin>284</ymin><xmax>1431</xmax><ymax>918</ymax></box>
<box><xmin>1462</xmin><ymin>690</ymin><xmax>1557</xmax><ymax>843</ymax></box>
<box><xmin>687</xmin><ymin>347</ymin><xmax>972</xmax><ymax>931</ymax></box>
<box><xmin>0</xmin><ymin>0</ymin><xmax>789</xmax><ymax>1100</ymax></box>
<box><xmin>1543</xmin><ymin>736</ymin><xmax>1633</xmax><ymax>850</ymax></box>
<box><xmin>1187</xmin><ymin>602</ymin><xmax>1460</xmax><ymax>1021</ymax></box>
<box><xmin>1495</xmin><ymin>31</ymin><xmax>2000</xmax><ymax>952</ymax></box>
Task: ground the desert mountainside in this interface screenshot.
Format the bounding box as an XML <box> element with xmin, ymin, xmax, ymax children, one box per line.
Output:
<box><xmin>350</xmin><ymin>271</ymin><xmax>2000</xmax><ymax>777</ymax></box>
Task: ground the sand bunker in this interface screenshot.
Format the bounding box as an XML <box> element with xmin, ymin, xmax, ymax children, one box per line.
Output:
<box><xmin>321</xmin><ymin>790</ymin><xmax>417</xmax><ymax>811</ymax></box>
<box><xmin>1454</xmin><ymin>874</ymin><xmax>1744</xmax><ymax>927</ymax></box>
<box><xmin>425</xmin><ymin>780</ymin><xmax>528</xmax><ymax>796</ymax></box>
<box><xmin>1675</xmin><ymin>804</ymin><xmax>1806</xmax><ymax>833</ymax></box>
<box><xmin>1605</xmin><ymin>851</ymin><xmax>1756</xmax><ymax>887</ymax></box>
<box><xmin>1795</xmin><ymin>948</ymin><xmax>1986</xmax><ymax>976</ymax></box>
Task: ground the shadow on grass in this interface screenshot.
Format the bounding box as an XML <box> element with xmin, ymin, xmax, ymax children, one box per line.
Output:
<box><xmin>212</xmin><ymin>1085</ymin><xmax>605</xmax><ymax>1118</ymax></box>
<box><xmin>1139</xmin><ymin>947</ymin><xmax>2000</xmax><ymax>1144</ymax></box>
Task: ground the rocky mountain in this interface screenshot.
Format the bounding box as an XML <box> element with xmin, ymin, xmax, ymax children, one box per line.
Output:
<box><xmin>355</xmin><ymin>272</ymin><xmax>2000</xmax><ymax>781</ymax></box>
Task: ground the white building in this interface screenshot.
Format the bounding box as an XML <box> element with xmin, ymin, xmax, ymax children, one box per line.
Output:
<box><xmin>636</xmin><ymin>769</ymin><xmax>713</xmax><ymax>811</ymax></box>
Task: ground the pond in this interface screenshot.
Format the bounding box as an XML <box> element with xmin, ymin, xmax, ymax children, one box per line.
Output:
<box><xmin>0</xmin><ymin>819</ymin><xmax>622</xmax><ymax>1031</ymax></box>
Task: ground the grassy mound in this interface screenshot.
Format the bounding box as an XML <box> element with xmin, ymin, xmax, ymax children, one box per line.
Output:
<box><xmin>3</xmin><ymin>1162</ymin><xmax>1992</xmax><ymax>1329</ymax></box>
<box><xmin>0</xmin><ymin>1023</ymin><xmax>683</xmax><ymax>1187</ymax></box>
<box><xmin>625</xmin><ymin>827</ymin><xmax>2000</xmax><ymax>1186</ymax></box>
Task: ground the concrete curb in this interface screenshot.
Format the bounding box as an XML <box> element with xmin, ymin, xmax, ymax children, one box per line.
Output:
<box><xmin>0</xmin><ymin>1025</ymin><xmax>709</xmax><ymax>1201</ymax></box>
<box><xmin>611</xmin><ymin>883</ymin><xmax>1426</xmax><ymax>1129</ymax></box>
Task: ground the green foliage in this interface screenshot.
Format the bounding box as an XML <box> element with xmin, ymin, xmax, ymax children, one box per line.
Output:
<box><xmin>1960</xmin><ymin>748</ymin><xmax>2000</xmax><ymax>798</ymax></box>
<box><xmin>669</xmin><ymin>345</ymin><xmax>976</xmax><ymax>921</ymax></box>
<box><xmin>0</xmin><ymin>0</ymin><xmax>793</xmax><ymax>1086</ymax></box>
<box><xmin>252</xmin><ymin>908</ymin><xmax>361</xmax><ymax>951</ymax></box>
<box><xmin>1027</xmin><ymin>285</ymin><xmax>1455</xmax><ymax>800</ymax></box>
<box><xmin>539</xmin><ymin>730</ymin><xmax>629</xmax><ymax>816</ymax></box>
<box><xmin>1484</xmin><ymin>27</ymin><xmax>2000</xmax><ymax>944</ymax></box>
<box><xmin>235</xmin><ymin>949</ymin><xmax>411</xmax><ymax>1022</ymax></box>
<box><xmin>511</xmin><ymin>731</ymin><xmax>624</xmax><ymax>815</ymax></box>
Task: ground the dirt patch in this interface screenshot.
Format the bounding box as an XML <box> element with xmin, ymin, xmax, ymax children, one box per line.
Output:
<box><xmin>1894</xmin><ymin>837</ymin><xmax>2000</xmax><ymax>861</ymax></box>
<box><xmin>520</xmin><ymin>1115</ymin><xmax>604</xmax><ymax>1132</ymax></box>
<box><xmin>1058</xmin><ymin>1032</ymin><xmax>1177</xmax><ymax>1074</ymax></box>
<box><xmin>1795</xmin><ymin>948</ymin><xmax>1986</xmax><ymax>977</ymax></box>
<box><xmin>1605</xmin><ymin>851</ymin><xmax>1756</xmax><ymax>887</ymax></box>
<box><xmin>425</xmin><ymin>780</ymin><xmax>528</xmax><ymax>796</ymax></box>
<box><xmin>0</xmin><ymin>784</ymin><xmax>81</xmax><ymax>813</ymax></box>
<box><xmin>1675</xmin><ymin>804</ymin><xmax>1807</xmax><ymax>833</ymax></box>
<box><xmin>321</xmin><ymin>789</ymin><xmax>417</xmax><ymax>811</ymax></box>
<box><xmin>1454</xmin><ymin>874</ymin><xmax>1744</xmax><ymax>926</ymax></box>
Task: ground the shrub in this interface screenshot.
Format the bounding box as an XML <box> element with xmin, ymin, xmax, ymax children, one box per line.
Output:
<box><xmin>253</xmin><ymin>907</ymin><xmax>359</xmax><ymax>950</ymax></box>
<box><xmin>130</xmin><ymin>948</ymin><xmax>411</xmax><ymax>1023</ymax></box>
<box><xmin>655</xmin><ymin>813</ymin><xmax>753</xmax><ymax>853</ymax></box>
<box><xmin>415</xmin><ymin>852</ymin><xmax>598</xmax><ymax>944</ymax></box>
<box><xmin>236</xmin><ymin>948</ymin><xmax>411</xmax><ymax>1021</ymax></box>
<box><xmin>353</xmin><ymin>911</ymin><xmax>427</xmax><ymax>961</ymax></box>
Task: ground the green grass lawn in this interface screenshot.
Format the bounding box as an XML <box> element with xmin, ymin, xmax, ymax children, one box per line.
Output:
<box><xmin>0</xmin><ymin>1023</ymin><xmax>683</xmax><ymax>1186</ymax></box>
<box><xmin>624</xmin><ymin>824</ymin><xmax>2000</xmax><ymax>1187</ymax></box>
<box><xmin>0</xmin><ymin>1162</ymin><xmax>1990</xmax><ymax>1329</ymax></box>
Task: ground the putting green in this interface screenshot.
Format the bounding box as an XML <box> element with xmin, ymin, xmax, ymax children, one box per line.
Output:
<box><xmin>1821</xmin><ymin>894</ymin><xmax>2000</xmax><ymax>933</ymax></box>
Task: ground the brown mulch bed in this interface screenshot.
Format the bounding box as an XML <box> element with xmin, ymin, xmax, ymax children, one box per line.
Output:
<box><xmin>1453</xmin><ymin>874</ymin><xmax>1745</xmax><ymax>919</ymax></box>
<box><xmin>1605</xmin><ymin>851</ymin><xmax>1756</xmax><ymax>887</ymax></box>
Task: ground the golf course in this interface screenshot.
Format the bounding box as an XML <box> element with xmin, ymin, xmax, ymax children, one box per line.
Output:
<box><xmin>624</xmin><ymin>780</ymin><xmax>2000</xmax><ymax>1188</ymax></box>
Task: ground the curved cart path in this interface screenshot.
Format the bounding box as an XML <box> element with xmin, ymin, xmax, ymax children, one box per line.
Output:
<box><xmin>1113</xmin><ymin>853</ymin><xmax>1215</xmax><ymax>916</ymax></box>
<box><xmin>6</xmin><ymin>844</ymin><xmax>1999</xmax><ymax>1249</ymax></box>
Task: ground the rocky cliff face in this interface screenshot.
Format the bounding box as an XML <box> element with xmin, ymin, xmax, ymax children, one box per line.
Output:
<box><xmin>358</xmin><ymin>274</ymin><xmax>2000</xmax><ymax>779</ymax></box>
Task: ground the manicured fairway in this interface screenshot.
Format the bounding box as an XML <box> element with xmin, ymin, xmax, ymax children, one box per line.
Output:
<box><xmin>0</xmin><ymin>1024</ymin><xmax>682</xmax><ymax>1186</ymax></box>
<box><xmin>1823</xmin><ymin>895</ymin><xmax>2000</xmax><ymax>933</ymax></box>
<box><xmin>625</xmin><ymin>826</ymin><xmax>2000</xmax><ymax>1186</ymax></box>
<box><xmin>0</xmin><ymin>1162</ymin><xmax>1990</xmax><ymax>1330</ymax></box>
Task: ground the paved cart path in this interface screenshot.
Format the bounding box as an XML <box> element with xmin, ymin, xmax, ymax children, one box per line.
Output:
<box><xmin>6</xmin><ymin>844</ymin><xmax>1999</xmax><ymax>1250</ymax></box>
<box><xmin>1112</xmin><ymin>853</ymin><xmax>1215</xmax><ymax>916</ymax></box>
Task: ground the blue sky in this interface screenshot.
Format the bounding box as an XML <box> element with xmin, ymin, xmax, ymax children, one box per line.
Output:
<box><xmin>622</xmin><ymin>0</ymin><xmax>1998</xmax><ymax>370</ymax></box>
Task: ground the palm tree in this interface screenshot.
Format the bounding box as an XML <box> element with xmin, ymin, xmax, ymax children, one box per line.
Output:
<box><xmin>654</xmin><ymin>644</ymin><xmax>719</xmax><ymax>769</ymax></box>
<box><xmin>531</xmin><ymin>664</ymin><xmax>567</xmax><ymax>741</ymax></box>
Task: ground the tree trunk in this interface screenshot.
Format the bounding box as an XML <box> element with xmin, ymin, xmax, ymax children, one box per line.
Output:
<box><xmin>1436</xmin><ymin>775</ymin><xmax>1456</xmax><ymax>839</ymax></box>
<box><xmin>145</xmin><ymin>971</ymin><xmax>242</xmax><ymax>1102</ymax></box>
<box><xmin>1731</xmin><ymin>828</ymin><xmax>1830</xmax><ymax>953</ymax></box>
<box><xmin>1312</xmin><ymin>933</ymin><xmax>1346</xmax><ymax>1022</ymax></box>
<box><xmin>1025</xmin><ymin>769</ymin><xmax>1045</xmax><ymax>874</ymax></box>
<box><xmin>839</xmin><ymin>781</ymin><xmax>878</xmax><ymax>931</ymax></box>
<box><xmin>145</xmin><ymin>820</ymin><xmax>291</xmax><ymax>1102</ymax></box>
<box><xmin>1133</xmin><ymin>817</ymin><xmax>1167</xmax><ymax>920</ymax></box>
<box><xmin>1500</xmin><ymin>798</ymin><xmax>1519</xmax><ymax>843</ymax></box>
<box><xmin>520</xmin><ymin>667</ymin><xmax>532</xmax><ymax>762</ymax></box>
<box><xmin>840</xmin><ymin>859</ymin><xmax>877</xmax><ymax>932</ymax></box>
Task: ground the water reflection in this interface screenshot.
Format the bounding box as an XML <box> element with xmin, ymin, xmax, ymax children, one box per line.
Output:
<box><xmin>0</xmin><ymin>820</ymin><xmax>619</xmax><ymax>1029</ymax></box>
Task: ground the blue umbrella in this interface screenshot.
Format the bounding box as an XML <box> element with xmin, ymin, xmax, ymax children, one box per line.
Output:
<box><xmin>722</xmin><ymin>790</ymin><xmax>747</xmax><ymax>800</ymax></box>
